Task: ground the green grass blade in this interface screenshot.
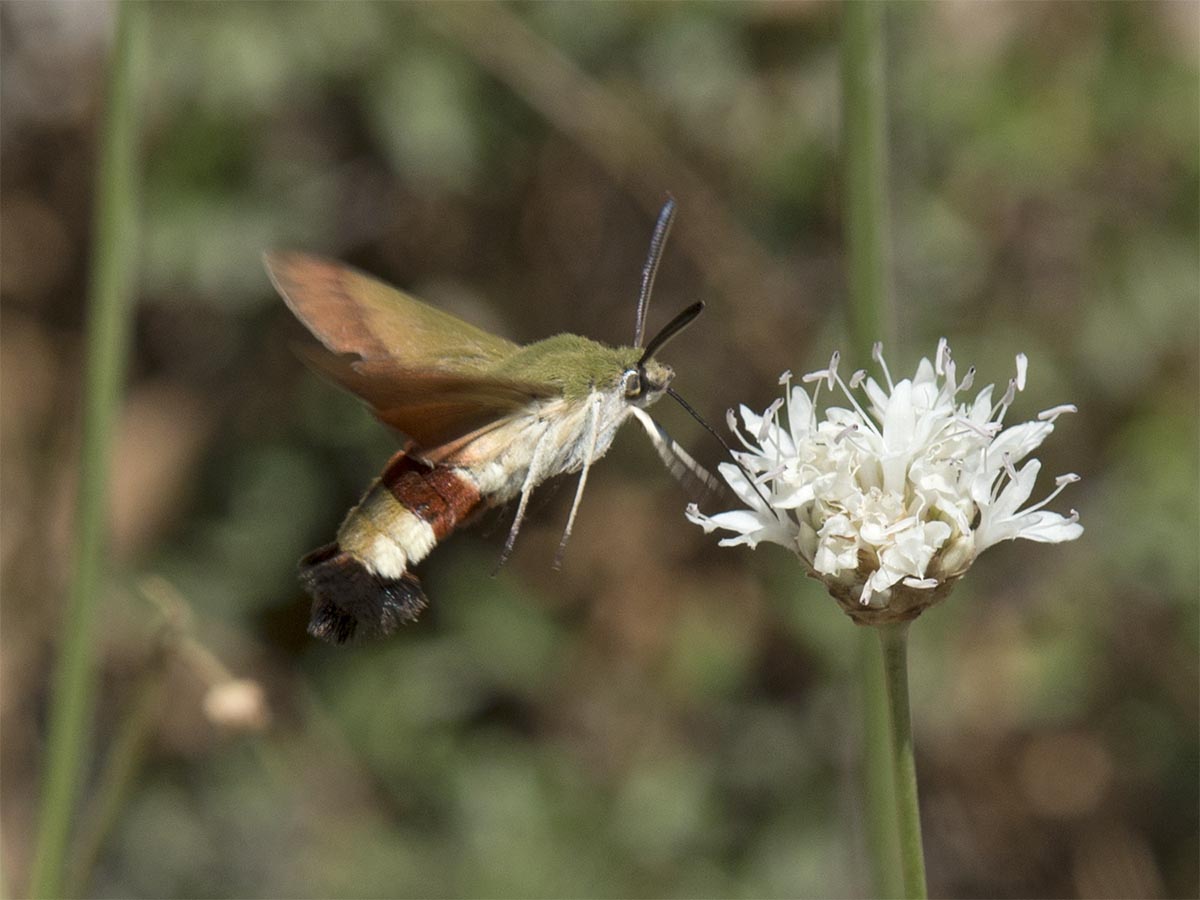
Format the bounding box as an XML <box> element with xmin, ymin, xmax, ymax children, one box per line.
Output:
<box><xmin>28</xmin><ymin>4</ymin><xmax>147</xmax><ymax>896</ymax></box>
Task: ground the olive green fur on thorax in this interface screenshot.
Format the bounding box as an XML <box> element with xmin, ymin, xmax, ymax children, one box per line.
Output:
<box><xmin>489</xmin><ymin>334</ymin><xmax>642</xmax><ymax>400</ymax></box>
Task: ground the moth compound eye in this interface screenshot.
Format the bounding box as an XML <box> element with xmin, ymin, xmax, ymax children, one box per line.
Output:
<box><xmin>622</xmin><ymin>369</ymin><xmax>642</xmax><ymax>397</ymax></box>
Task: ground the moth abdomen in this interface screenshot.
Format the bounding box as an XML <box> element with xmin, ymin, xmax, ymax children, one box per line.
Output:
<box><xmin>301</xmin><ymin>451</ymin><xmax>485</xmax><ymax>643</ymax></box>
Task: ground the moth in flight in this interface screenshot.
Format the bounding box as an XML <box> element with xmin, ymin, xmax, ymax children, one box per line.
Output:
<box><xmin>266</xmin><ymin>199</ymin><xmax>718</xmax><ymax>643</ymax></box>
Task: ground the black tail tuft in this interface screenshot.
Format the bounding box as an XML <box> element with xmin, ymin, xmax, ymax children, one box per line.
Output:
<box><xmin>299</xmin><ymin>543</ymin><xmax>428</xmax><ymax>644</ymax></box>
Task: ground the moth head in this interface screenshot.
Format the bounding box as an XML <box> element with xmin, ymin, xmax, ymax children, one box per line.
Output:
<box><xmin>626</xmin><ymin>299</ymin><xmax>703</xmax><ymax>407</ymax></box>
<box><xmin>622</xmin><ymin>360</ymin><xmax>674</xmax><ymax>407</ymax></box>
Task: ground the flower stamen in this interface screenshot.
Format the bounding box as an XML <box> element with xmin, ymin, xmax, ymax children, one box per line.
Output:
<box><xmin>757</xmin><ymin>398</ymin><xmax>784</xmax><ymax>442</ymax></box>
<box><xmin>1022</xmin><ymin>473</ymin><xmax>1081</xmax><ymax>514</ymax></box>
<box><xmin>992</xmin><ymin>378</ymin><xmax>1018</xmax><ymax>425</ymax></box>
<box><xmin>1038</xmin><ymin>404</ymin><xmax>1077</xmax><ymax>421</ymax></box>
<box><xmin>873</xmin><ymin>341</ymin><xmax>895</xmax><ymax>392</ymax></box>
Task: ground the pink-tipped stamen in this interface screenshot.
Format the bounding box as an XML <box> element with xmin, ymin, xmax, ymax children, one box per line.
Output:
<box><xmin>827</xmin><ymin>351</ymin><xmax>841</xmax><ymax>389</ymax></box>
<box><xmin>821</xmin><ymin>365</ymin><xmax>883</xmax><ymax>441</ymax></box>
<box><xmin>1002</xmin><ymin>452</ymin><xmax>1019</xmax><ymax>482</ymax></box>
<box><xmin>757</xmin><ymin>398</ymin><xmax>784</xmax><ymax>442</ymax></box>
<box><xmin>873</xmin><ymin>341</ymin><xmax>896</xmax><ymax>392</ymax></box>
<box><xmin>1038</xmin><ymin>404</ymin><xmax>1077</xmax><ymax>421</ymax></box>
<box><xmin>991</xmin><ymin>378</ymin><xmax>1018</xmax><ymax>425</ymax></box>
<box><xmin>728</xmin><ymin>410</ymin><xmax>764</xmax><ymax>454</ymax></box>
<box><xmin>935</xmin><ymin>337</ymin><xmax>950</xmax><ymax>375</ymax></box>
<box><xmin>834</xmin><ymin>423</ymin><xmax>860</xmax><ymax>444</ymax></box>
<box><xmin>1020</xmin><ymin>475</ymin><xmax>1080</xmax><ymax>516</ymax></box>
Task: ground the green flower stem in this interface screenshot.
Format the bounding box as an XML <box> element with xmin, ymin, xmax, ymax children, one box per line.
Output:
<box><xmin>28</xmin><ymin>5</ymin><xmax>146</xmax><ymax>897</ymax></box>
<box><xmin>841</xmin><ymin>3</ymin><xmax>901</xmax><ymax>897</ymax></box>
<box><xmin>878</xmin><ymin>622</ymin><xmax>928</xmax><ymax>899</ymax></box>
<box><xmin>859</xmin><ymin>629</ymin><xmax>903</xmax><ymax>897</ymax></box>
<box><xmin>841</xmin><ymin>0</ymin><xmax>895</xmax><ymax>352</ymax></box>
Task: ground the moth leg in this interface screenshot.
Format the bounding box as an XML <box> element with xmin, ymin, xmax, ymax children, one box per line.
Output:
<box><xmin>497</xmin><ymin>426</ymin><xmax>556</xmax><ymax>569</ymax></box>
<box><xmin>628</xmin><ymin>407</ymin><xmax>723</xmax><ymax>501</ymax></box>
<box><xmin>553</xmin><ymin>394</ymin><xmax>603</xmax><ymax>570</ymax></box>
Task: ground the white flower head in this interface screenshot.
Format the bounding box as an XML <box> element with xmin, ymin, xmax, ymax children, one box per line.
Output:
<box><xmin>687</xmin><ymin>341</ymin><xmax>1082</xmax><ymax>624</ymax></box>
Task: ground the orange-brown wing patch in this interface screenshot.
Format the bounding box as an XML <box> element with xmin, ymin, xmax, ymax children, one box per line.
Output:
<box><xmin>265</xmin><ymin>251</ymin><xmax>518</xmax><ymax>369</ymax></box>
<box><xmin>269</xmin><ymin>251</ymin><xmax>555</xmax><ymax>452</ymax></box>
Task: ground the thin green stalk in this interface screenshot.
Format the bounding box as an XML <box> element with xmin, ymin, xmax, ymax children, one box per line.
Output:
<box><xmin>67</xmin><ymin>651</ymin><xmax>167</xmax><ymax>898</ymax></box>
<box><xmin>842</xmin><ymin>0</ymin><xmax>895</xmax><ymax>349</ymax></box>
<box><xmin>878</xmin><ymin>623</ymin><xmax>928</xmax><ymax>899</ymax></box>
<box><xmin>841</xmin><ymin>3</ymin><xmax>901</xmax><ymax>897</ymax></box>
<box><xmin>29</xmin><ymin>5</ymin><xmax>146</xmax><ymax>897</ymax></box>
<box><xmin>858</xmin><ymin>629</ymin><xmax>902</xmax><ymax>897</ymax></box>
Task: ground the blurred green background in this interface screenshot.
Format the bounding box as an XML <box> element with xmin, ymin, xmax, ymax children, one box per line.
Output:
<box><xmin>2</xmin><ymin>2</ymin><xmax>1197</xmax><ymax>897</ymax></box>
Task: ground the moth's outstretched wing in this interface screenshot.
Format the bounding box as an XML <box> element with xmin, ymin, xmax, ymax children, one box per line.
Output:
<box><xmin>629</xmin><ymin>407</ymin><xmax>724</xmax><ymax>504</ymax></box>
<box><xmin>267</xmin><ymin>252</ymin><xmax>554</xmax><ymax>451</ymax></box>
<box><xmin>265</xmin><ymin>251</ymin><xmax>518</xmax><ymax>367</ymax></box>
<box><xmin>295</xmin><ymin>346</ymin><xmax>552</xmax><ymax>450</ymax></box>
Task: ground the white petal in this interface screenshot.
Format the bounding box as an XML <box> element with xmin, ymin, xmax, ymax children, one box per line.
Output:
<box><xmin>738</xmin><ymin>404</ymin><xmax>765</xmax><ymax>441</ymax></box>
<box><xmin>718</xmin><ymin>462</ymin><xmax>770</xmax><ymax>510</ymax></box>
<box><xmin>922</xmin><ymin>520</ymin><xmax>952</xmax><ymax>549</ymax></box>
<box><xmin>1013</xmin><ymin>510</ymin><xmax>1084</xmax><ymax>543</ymax></box>
<box><xmin>913</xmin><ymin>358</ymin><xmax>936</xmax><ymax>386</ymax></box>
<box><xmin>991</xmin><ymin>459</ymin><xmax>1043</xmax><ymax>520</ymax></box>
<box><xmin>789</xmin><ymin>385</ymin><xmax>813</xmax><ymax>424</ymax></box>
<box><xmin>720</xmin><ymin>522</ymin><xmax>797</xmax><ymax>550</ymax></box>
<box><xmin>705</xmin><ymin>509</ymin><xmax>773</xmax><ymax>535</ymax></box>
<box><xmin>903</xmin><ymin>577</ymin><xmax>939</xmax><ymax>589</ymax></box>
<box><xmin>990</xmin><ymin>421</ymin><xmax>1054</xmax><ymax>466</ymax></box>
<box><xmin>771</xmin><ymin>481</ymin><xmax>816</xmax><ymax>510</ymax></box>
<box><xmin>880</xmin><ymin>452</ymin><xmax>909</xmax><ymax>497</ymax></box>
<box><xmin>881</xmin><ymin>379</ymin><xmax>916</xmax><ymax>450</ymax></box>
<box><xmin>968</xmin><ymin>384</ymin><xmax>995</xmax><ymax>424</ymax></box>
<box><xmin>863</xmin><ymin>377</ymin><xmax>890</xmax><ymax>419</ymax></box>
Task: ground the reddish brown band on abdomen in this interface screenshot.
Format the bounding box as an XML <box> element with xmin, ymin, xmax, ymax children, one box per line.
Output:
<box><xmin>380</xmin><ymin>451</ymin><xmax>482</xmax><ymax>540</ymax></box>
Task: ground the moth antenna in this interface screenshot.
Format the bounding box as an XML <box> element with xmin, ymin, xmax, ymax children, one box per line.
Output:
<box><xmin>666</xmin><ymin>388</ymin><xmax>772</xmax><ymax>508</ymax></box>
<box><xmin>553</xmin><ymin>396</ymin><xmax>603</xmax><ymax>570</ymax></box>
<box><xmin>639</xmin><ymin>301</ymin><xmax>704</xmax><ymax>368</ymax></box>
<box><xmin>633</xmin><ymin>196</ymin><xmax>677</xmax><ymax>348</ymax></box>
